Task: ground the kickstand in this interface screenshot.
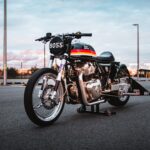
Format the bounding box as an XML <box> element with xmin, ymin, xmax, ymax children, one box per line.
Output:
<box><xmin>77</xmin><ymin>104</ymin><xmax>116</xmax><ymax>116</ymax></box>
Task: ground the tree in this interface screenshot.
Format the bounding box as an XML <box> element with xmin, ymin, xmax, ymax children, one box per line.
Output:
<box><xmin>0</xmin><ymin>69</ymin><xmax>2</xmax><ymax>78</ymax></box>
<box><xmin>7</xmin><ymin>67</ymin><xmax>18</xmax><ymax>78</ymax></box>
<box><xmin>30</xmin><ymin>66</ymin><xmax>39</xmax><ymax>74</ymax></box>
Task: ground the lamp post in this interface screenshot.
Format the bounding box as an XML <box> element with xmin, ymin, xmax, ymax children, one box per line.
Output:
<box><xmin>3</xmin><ymin>0</ymin><xmax>7</xmax><ymax>85</ymax></box>
<box><xmin>21</xmin><ymin>62</ymin><xmax>23</xmax><ymax>79</ymax></box>
<box><xmin>133</xmin><ymin>24</ymin><xmax>140</xmax><ymax>80</ymax></box>
<box><xmin>44</xmin><ymin>43</ymin><xmax>46</xmax><ymax>68</ymax></box>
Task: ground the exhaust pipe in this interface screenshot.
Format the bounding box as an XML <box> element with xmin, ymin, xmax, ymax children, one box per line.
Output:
<box><xmin>122</xmin><ymin>92</ymin><xmax>140</xmax><ymax>96</ymax></box>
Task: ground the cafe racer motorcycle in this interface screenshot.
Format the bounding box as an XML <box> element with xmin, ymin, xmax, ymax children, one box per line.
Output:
<box><xmin>24</xmin><ymin>32</ymin><xmax>132</xmax><ymax>126</ymax></box>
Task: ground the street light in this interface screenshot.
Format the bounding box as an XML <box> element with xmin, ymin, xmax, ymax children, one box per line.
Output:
<box><xmin>21</xmin><ymin>62</ymin><xmax>23</xmax><ymax>79</ymax></box>
<box><xmin>133</xmin><ymin>24</ymin><xmax>140</xmax><ymax>80</ymax></box>
<box><xmin>44</xmin><ymin>43</ymin><xmax>46</xmax><ymax>68</ymax></box>
<box><xmin>3</xmin><ymin>0</ymin><xmax>7</xmax><ymax>85</ymax></box>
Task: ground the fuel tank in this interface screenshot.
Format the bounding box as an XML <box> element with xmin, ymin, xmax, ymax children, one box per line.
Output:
<box><xmin>70</xmin><ymin>43</ymin><xmax>96</xmax><ymax>57</ymax></box>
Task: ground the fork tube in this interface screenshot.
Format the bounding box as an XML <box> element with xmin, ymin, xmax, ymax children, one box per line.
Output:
<box><xmin>50</xmin><ymin>57</ymin><xmax>67</xmax><ymax>99</ymax></box>
<box><xmin>48</xmin><ymin>55</ymin><xmax>54</xmax><ymax>68</ymax></box>
<box><xmin>38</xmin><ymin>76</ymin><xmax>48</xmax><ymax>98</ymax></box>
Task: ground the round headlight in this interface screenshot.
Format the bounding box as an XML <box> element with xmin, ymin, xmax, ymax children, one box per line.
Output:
<box><xmin>49</xmin><ymin>36</ymin><xmax>65</xmax><ymax>55</ymax></box>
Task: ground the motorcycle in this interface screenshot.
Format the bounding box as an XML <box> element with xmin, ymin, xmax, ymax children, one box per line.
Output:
<box><xmin>24</xmin><ymin>32</ymin><xmax>132</xmax><ymax>126</ymax></box>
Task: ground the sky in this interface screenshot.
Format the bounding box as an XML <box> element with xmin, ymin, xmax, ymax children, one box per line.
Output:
<box><xmin>0</xmin><ymin>0</ymin><xmax>150</xmax><ymax>69</ymax></box>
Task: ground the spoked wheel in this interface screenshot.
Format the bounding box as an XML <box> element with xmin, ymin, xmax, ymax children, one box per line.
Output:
<box><xmin>108</xmin><ymin>65</ymin><xmax>130</xmax><ymax>107</ymax></box>
<box><xmin>24</xmin><ymin>68</ymin><xmax>65</xmax><ymax>126</ymax></box>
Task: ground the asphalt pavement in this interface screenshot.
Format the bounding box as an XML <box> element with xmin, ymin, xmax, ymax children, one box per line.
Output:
<box><xmin>0</xmin><ymin>85</ymin><xmax>150</xmax><ymax>150</ymax></box>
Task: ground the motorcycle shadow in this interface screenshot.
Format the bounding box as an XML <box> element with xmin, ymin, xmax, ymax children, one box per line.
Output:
<box><xmin>58</xmin><ymin>101</ymin><xmax>144</xmax><ymax>124</ymax></box>
<box><xmin>53</xmin><ymin>104</ymin><xmax>131</xmax><ymax>125</ymax></box>
<box><xmin>33</xmin><ymin>99</ymin><xmax>147</xmax><ymax>128</ymax></box>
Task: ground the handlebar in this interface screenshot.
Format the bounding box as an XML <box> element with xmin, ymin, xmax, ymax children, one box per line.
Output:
<box><xmin>35</xmin><ymin>37</ymin><xmax>45</xmax><ymax>41</ymax></box>
<box><xmin>35</xmin><ymin>32</ymin><xmax>92</xmax><ymax>42</ymax></box>
<box><xmin>35</xmin><ymin>32</ymin><xmax>53</xmax><ymax>42</ymax></box>
<box><xmin>81</xmin><ymin>33</ymin><xmax>92</xmax><ymax>36</ymax></box>
<box><xmin>64</xmin><ymin>32</ymin><xmax>92</xmax><ymax>39</ymax></box>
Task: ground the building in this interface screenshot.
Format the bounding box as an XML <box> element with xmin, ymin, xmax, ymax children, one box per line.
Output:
<box><xmin>139</xmin><ymin>69</ymin><xmax>150</xmax><ymax>78</ymax></box>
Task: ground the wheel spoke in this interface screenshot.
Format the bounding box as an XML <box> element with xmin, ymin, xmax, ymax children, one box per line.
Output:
<box><xmin>33</xmin><ymin>102</ymin><xmax>43</xmax><ymax>110</ymax></box>
<box><xmin>24</xmin><ymin>69</ymin><xmax>65</xmax><ymax>126</ymax></box>
<box><xmin>31</xmin><ymin>72</ymin><xmax>64</xmax><ymax>122</ymax></box>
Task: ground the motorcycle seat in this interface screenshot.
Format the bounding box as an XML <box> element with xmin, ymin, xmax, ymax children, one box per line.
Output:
<box><xmin>96</xmin><ymin>51</ymin><xmax>115</xmax><ymax>63</ymax></box>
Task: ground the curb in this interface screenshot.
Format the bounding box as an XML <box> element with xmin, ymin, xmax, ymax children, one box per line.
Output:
<box><xmin>0</xmin><ymin>82</ymin><xmax>27</xmax><ymax>86</ymax></box>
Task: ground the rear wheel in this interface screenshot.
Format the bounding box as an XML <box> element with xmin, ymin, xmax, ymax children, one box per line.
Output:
<box><xmin>24</xmin><ymin>68</ymin><xmax>65</xmax><ymax>126</ymax></box>
<box><xmin>108</xmin><ymin>65</ymin><xmax>130</xmax><ymax>106</ymax></box>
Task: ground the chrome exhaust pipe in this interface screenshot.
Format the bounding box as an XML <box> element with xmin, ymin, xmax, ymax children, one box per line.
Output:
<box><xmin>78</xmin><ymin>73</ymin><xmax>105</xmax><ymax>106</ymax></box>
<box><xmin>122</xmin><ymin>92</ymin><xmax>140</xmax><ymax>96</ymax></box>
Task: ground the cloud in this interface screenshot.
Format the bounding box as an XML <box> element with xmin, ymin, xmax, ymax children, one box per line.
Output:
<box><xmin>0</xmin><ymin>0</ymin><xmax>150</xmax><ymax>68</ymax></box>
<box><xmin>0</xmin><ymin>49</ymin><xmax>47</xmax><ymax>68</ymax></box>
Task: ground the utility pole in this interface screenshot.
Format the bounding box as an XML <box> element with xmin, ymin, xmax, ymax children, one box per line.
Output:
<box><xmin>21</xmin><ymin>62</ymin><xmax>23</xmax><ymax>79</ymax></box>
<box><xmin>3</xmin><ymin>0</ymin><xmax>7</xmax><ymax>85</ymax></box>
<box><xmin>44</xmin><ymin>43</ymin><xmax>46</xmax><ymax>68</ymax></box>
<box><xmin>133</xmin><ymin>24</ymin><xmax>140</xmax><ymax>80</ymax></box>
<box><xmin>21</xmin><ymin>62</ymin><xmax>23</xmax><ymax>69</ymax></box>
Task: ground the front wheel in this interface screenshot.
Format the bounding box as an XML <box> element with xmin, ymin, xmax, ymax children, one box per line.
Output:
<box><xmin>108</xmin><ymin>65</ymin><xmax>130</xmax><ymax>107</ymax></box>
<box><xmin>24</xmin><ymin>68</ymin><xmax>65</xmax><ymax>126</ymax></box>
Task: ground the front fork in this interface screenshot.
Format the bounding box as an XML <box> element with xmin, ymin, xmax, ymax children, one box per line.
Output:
<box><xmin>50</xmin><ymin>58</ymin><xmax>66</xmax><ymax>100</ymax></box>
<box><xmin>38</xmin><ymin>55</ymin><xmax>54</xmax><ymax>98</ymax></box>
<box><xmin>39</xmin><ymin>55</ymin><xmax>67</xmax><ymax>104</ymax></box>
<box><xmin>38</xmin><ymin>76</ymin><xmax>48</xmax><ymax>98</ymax></box>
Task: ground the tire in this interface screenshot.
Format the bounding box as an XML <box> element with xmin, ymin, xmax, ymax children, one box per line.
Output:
<box><xmin>24</xmin><ymin>68</ymin><xmax>65</xmax><ymax>126</ymax></box>
<box><xmin>108</xmin><ymin>65</ymin><xmax>130</xmax><ymax>107</ymax></box>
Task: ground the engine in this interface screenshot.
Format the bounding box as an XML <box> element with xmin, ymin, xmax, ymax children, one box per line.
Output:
<box><xmin>68</xmin><ymin>62</ymin><xmax>102</xmax><ymax>103</ymax></box>
<box><xmin>86</xmin><ymin>79</ymin><xmax>102</xmax><ymax>101</ymax></box>
<box><xmin>75</xmin><ymin>62</ymin><xmax>95</xmax><ymax>75</ymax></box>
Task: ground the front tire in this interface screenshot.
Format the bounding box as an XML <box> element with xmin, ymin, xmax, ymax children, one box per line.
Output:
<box><xmin>108</xmin><ymin>65</ymin><xmax>130</xmax><ymax>107</ymax></box>
<box><xmin>24</xmin><ymin>68</ymin><xmax>65</xmax><ymax>126</ymax></box>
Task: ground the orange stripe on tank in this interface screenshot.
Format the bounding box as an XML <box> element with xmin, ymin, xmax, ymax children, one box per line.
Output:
<box><xmin>70</xmin><ymin>49</ymin><xmax>96</xmax><ymax>55</ymax></box>
<box><xmin>70</xmin><ymin>52</ymin><xmax>96</xmax><ymax>56</ymax></box>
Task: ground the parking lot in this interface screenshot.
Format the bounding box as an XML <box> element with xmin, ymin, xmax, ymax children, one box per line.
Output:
<box><xmin>0</xmin><ymin>84</ymin><xmax>150</xmax><ymax>150</ymax></box>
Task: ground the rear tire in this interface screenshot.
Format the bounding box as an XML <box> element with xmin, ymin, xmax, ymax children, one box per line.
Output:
<box><xmin>24</xmin><ymin>68</ymin><xmax>65</xmax><ymax>126</ymax></box>
<box><xmin>107</xmin><ymin>94</ymin><xmax>130</xmax><ymax>107</ymax></box>
<box><xmin>108</xmin><ymin>65</ymin><xmax>130</xmax><ymax>107</ymax></box>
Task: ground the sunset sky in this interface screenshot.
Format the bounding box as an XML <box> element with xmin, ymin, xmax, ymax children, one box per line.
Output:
<box><xmin>0</xmin><ymin>0</ymin><xmax>150</xmax><ymax>68</ymax></box>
